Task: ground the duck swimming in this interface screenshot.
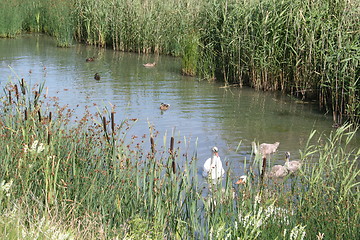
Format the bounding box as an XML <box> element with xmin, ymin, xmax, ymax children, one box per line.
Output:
<box><xmin>94</xmin><ymin>73</ymin><xmax>100</xmax><ymax>80</ymax></box>
<box><xmin>143</xmin><ymin>62</ymin><xmax>156</xmax><ymax>67</ymax></box>
<box><xmin>160</xmin><ymin>103</ymin><xmax>170</xmax><ymax>110</ymax></box>
<box><xmin>86</xmin><ymin>57</ymin><xmax>95</xmax><ymax>62</ymax></box>
<box><xmin>202</xmin><ymin>147</ymin><xmax>225</xmax><ymax>180</ymax></box>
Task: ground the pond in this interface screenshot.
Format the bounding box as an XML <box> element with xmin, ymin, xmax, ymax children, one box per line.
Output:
<box><xmin>0</xmin><ymin>34</ymin><xmax>355</xmax><ymax>181</ymax></box>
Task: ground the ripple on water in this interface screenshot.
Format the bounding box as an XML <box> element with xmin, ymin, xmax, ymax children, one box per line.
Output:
<box><xmin>1</xmin><ymin>35</ymin><xmax>358</xmax><ymax>180</ymax></box>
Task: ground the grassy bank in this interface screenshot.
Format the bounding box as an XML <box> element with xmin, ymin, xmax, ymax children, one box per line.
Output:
<box><xmin>0</xmin><ymin>77</ymin><xmax>359</xmax><ymax>239</ymax></box>
<box><xmin>0</xmin><ymin>0</ymin><xmax>359</xmax><ymax>124</ymax></box>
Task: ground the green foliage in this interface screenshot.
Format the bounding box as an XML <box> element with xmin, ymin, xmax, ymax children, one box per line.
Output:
<box><xmin>0</xmin><ymin>0</ymin><xmax>359</xmax><ymax>125</ymax></box>
<box><xmin>0</xmin><ymin>0</ymin><xmax>23</xmax><ymax>37</ymax></box>
<box><xmin>181</xmin><ymin>32</ymin><xmax>199</xmax><ymax>76</ymax></box>
<box><xmin>0</xmin><ymin>78</ymin><xmax>359</xmax><ymax>239</ymax></box>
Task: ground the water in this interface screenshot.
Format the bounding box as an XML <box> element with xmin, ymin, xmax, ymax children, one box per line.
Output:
<box><xmin>0</xmin><ymin>34</ymin><xmax>356</xmax><ymax>181</ymax></box>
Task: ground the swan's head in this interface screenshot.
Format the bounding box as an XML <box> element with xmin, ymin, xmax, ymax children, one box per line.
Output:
<box><xmin>285</xmin><ymin>151</ymin><xmax>291</xmax><ymax>160</ymax></box>
<box><xmin>211</xmin><ymin>146</ymin><xmax>219</xmax><ymax>157</ymax></box>
<box><xmin>235</xmin><ymin>175</ymin><xmax>247</xmax><ymax>184</ymax></box>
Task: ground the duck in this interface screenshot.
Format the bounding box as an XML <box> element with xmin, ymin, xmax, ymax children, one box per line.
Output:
<box><xmin>94</xmin><ymin>73</ymin><xmax>100</xmax><ymax>80</ymax></box>
<box><xmin>86</xmin><ymin>57</ymin><xmax>95</xmax><ymax>62</ymax></box>
<box><xmin>202</xmin><ymin>147</ymin><xmax>225</xmax><ymax>180</ymax></box>
<box><xmin>235</xmin><ymin>175</ymin><xmax>247</xmax><ymax>185</ymax></box>
<box><xmin>143</xmin><ymin>62</ymin><xmax>156</xmax><ymax>67</ymax></box>
<box><xmin>284</xmin><ymin>152</ymin><xmax>301</xmax><ymax>174</ymax></box>
<box><xmin>252</xmin><ymin>142</ymin><xmax>280</xmax><ymax>157</ymax></box>
<box><xmin>160</xmin><ymin>103</ymin><xmax>170</xmax><ymax>111</ymax></box>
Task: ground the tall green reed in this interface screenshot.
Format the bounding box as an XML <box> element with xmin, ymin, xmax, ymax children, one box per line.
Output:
<box><xmin>0</xmin><ymin>1</ymin><xmax>359</xmax><ymax>236</ymax></box>
<box><xmin>0</xmin><ymin>0</ymin><xmax>24</xmax><ymax>37</ymax></box>
<box><xmin>1</xmin><ymin>0</ymin><xmax>358</xmax><ymax>126</ymax></box>
<box><xmin>1</xmin><ymin>27</ymin><xmax>360</xmax><ymax>240</ymax></box>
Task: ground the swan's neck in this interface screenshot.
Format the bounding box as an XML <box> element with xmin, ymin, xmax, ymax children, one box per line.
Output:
<box><xmin>252</xmin><ymin>142</ymin><xmax>258</xmax><ymax>154</ymax></box>
<box><xmin>285</xmin><ymin>154</ymin><xmax>290</xmax><ymax>163</ymax></box>
<box><xmin>211</xmin><ymin>152</ymin><xmax>219</xmax><ymax>164</ymax></box>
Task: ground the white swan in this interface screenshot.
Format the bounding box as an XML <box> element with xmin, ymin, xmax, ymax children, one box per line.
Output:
<box><xmin>284</xmin><ymin>152</ymin><xmax>301</xmax><ymax>174</ymax></box>
<box><xmin>202</xmin><ymin>147</ymin><xmax>225</xmax><ymax>180</ymax></box>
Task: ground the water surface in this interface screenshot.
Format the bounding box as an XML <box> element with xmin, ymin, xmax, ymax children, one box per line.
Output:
<box><xmin>1</xmin><ymin>34</ymin><xmax>355</xmax><ymax>180</ymax></box>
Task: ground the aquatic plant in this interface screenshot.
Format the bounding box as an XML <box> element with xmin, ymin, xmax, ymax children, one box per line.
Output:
<box><xmin>0</xmin><ymin>76</ymin><xmax>359</xmax><ymax>239</ymax></box>
<box><xmin>0</xmin><ymin>0</ymin><xmax>359</xmax><ymax>126</ymax></box>
<box><xmin>0</xmin><ymin>0</ymin><xmax>24</xmax><ymax>37</ymax></box>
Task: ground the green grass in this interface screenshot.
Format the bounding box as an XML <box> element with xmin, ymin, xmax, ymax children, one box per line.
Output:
<box><xmin>0</xmin><ymin>76</ymin><xmax>359</xmax><ymax>239</ymax></box>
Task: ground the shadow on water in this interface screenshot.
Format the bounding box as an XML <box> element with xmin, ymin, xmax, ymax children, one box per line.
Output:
<box><xmin>1</xmin><ymin>34</ymin><xmax>359</xmax><ymax>181</ymax></box>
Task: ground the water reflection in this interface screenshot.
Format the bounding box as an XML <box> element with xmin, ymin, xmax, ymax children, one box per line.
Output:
<box><xmin>1</xmin><ymin>34</ymin><xmax>357</xmax><ymax>182</ymax></box>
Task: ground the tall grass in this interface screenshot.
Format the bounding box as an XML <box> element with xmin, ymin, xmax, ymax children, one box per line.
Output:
<box><xmin>0</xmin><ymin>77</ymin><xmax>359</xmax><ymax>239</ymax></box>
<box><xmin>0</xmin><ymin>0</ymin><xmax>358</xmax><ymax>126</ymax></box>
<box><xmin>0</xmin><ymin>0</ymin><xmax>24</xmax><ymax>37</ymax></box>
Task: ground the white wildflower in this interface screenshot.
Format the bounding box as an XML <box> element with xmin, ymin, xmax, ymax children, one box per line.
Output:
<box><xmin>24</xmin><ymin>144</ymin><xmax>29</xmax><ymax>153</ymax></box>
<box><xmin>316</xmin><ymin>232</ymin><xmax>324</xmax><ymax>240</ymax></box>
<box><xmin>56</xmin><ymin>232</ymin><xmax>73</xmax><ymax>240</ymax></box>
<box><xmin>31</xmin><ymin>140</ymin><xmax>39</xmax><ymax>151</ymax></box>
<box><xmin>238</xmin><ymin>206</ymin><xmax>267</xmax><ymax>228</ymax></box>
<box><xmin>22</xmin><ymin>229</ymin><xmax>27</xmax><ymax>239</ymax></box>
<box><xmin>24</xmin><ymin>140</ymin><xmax>45</xmax><ymax>153</ymax></box>
<box><xmin>215</xmin><ymin>224</ymin><xmax>225</xmax><ymax>239</ymax></box>
<box><xmin>255</xmin><ymin>193</ymin><xmax>261</xmax><ymax>204</ymax></box>
<box><xmin>290</xmin><ymin>224</ymin><xmax>306</xmax><ymax>240</ymax></box>
<box><xmin>283</xmin><ymin>228</ymin><xmax>287</xmax><ymax>238</ymax></box>
<box><xmin>2</xmin><ymin>179</ymin><xmax>13</xmax><ymax>192</ymax></box>
<box><xmin>37</xmin><ymin>143</ymin><xmax>45</xmax><ymax>153</ymax></box>
<box><xmin>264</xmin><ymin>205</ymin><xmax>291</xmax><ymax>225</ymax></box>
<box><xmin>1</xmin><ymin>179</ymin><xmax>13</xmax><ymax>197</ymax></box>
<box><xmin>254</xmin><ymin>193</ymin><xmax>261</xmax><ymax>210</ymax></box>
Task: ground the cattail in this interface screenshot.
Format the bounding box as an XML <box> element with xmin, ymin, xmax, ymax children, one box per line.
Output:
<box><xmin>111</xmin><ymin>112</ymin><xmax>115</xmax><ymax>134</ymax></box>
<box><xmin>21</xmin><ymin>78</ymin><xmax>26</xmax><ymax>95</ymax></box>
<box><xmin>34</xmin><ymin>91</ymin><xmax>39</xmax><ymax>106</ymax></box>
<box><xmin>14</xmin><ymin>84</ymin><xmax>19</xmax><ymax>101</ymax></box>
<box><xmin>8</xmin><ymin>90</ymin><xmax>11</xmax><ymax>104</ymax></box>
<box><xmin>260</xmin><ymin>157</ymin><xmax>267</xmax><ymax>184</ymax></box>
<box><xmin>24</xmin><ymin>108</ymin><xmax>27</xmax><ymax>121</ymax></box>
<box><xmin>47</xmin><ymin>131</ymin><xmax>51</xmax><ymax>145</ymax></box>
<box><xmin>172</xmin><ymin>161</ymin><xmax>176</xmax><ymax>174</ymax></box>
<box><xmin>150</xmin><ymin>136</ymin><xmax>155</xmax><ymax>154</ymax></box>
<box><xmin>170</xmin><ymin>137</ymin><xmax>176</xmax><ymax>174</ymax></box>
<box><xmin>102</xmin><ymin>116</ymin><xmax>107</xmax><ymax>134</ymax></box>
<box><xmin>170</xmin><ymin>137</ymin><xmax>174</xmax><ymax>154</ymax></box>
<box><xmin>38</xmin><ymin>110</ymin><xmax>42</xmax><ymax>122</ymax></box>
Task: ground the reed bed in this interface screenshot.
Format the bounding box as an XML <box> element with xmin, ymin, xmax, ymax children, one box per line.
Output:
<box><xmin>0</xmin><ymin>0</ymin><xmax>358</xmax><ymax>126</ymax></box>
<box><xmin>0</xmin><ymin>77</ymin><xmax>359</xmax><ymax>239</ymax></box>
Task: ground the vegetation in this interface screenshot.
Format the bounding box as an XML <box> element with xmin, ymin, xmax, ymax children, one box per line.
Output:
<box><xmin>0</xmin><ymin>0</ymin><xmax>359</xmax><ymax>126</ymax></box>
<box><xmin>0</xmin><ymin>76</ymin><xmax>359</xmax><ymax>239</ymax></box>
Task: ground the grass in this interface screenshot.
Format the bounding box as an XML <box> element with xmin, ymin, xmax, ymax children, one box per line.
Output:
<box><xmin>0</xmin><ymin>75</ymin><xmax>359</xmax><ymax>239</ymax></box>
<box><xmin>1</xmin><ymin>0</ymin><xmax>359</xmax><ymax>127</ymax></box>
